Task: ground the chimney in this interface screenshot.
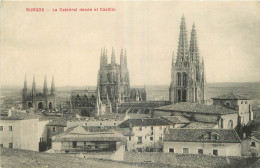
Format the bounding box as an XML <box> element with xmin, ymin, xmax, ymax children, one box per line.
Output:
<box><xmin>8</xmin><ymin>110</ymin><xmax>12</xmax><ymax>117</ymax></box>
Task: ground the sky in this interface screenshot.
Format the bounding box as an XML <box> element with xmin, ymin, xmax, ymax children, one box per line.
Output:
<box><xmin>1</xmin><ymin>1</ymin><xmax>260</xmax><ymax>87</ymax></box>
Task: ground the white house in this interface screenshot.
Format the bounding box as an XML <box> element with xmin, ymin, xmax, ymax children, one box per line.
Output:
<box><xmin>212</xmin><ymin>92</ymin><xmax>254</xmax><ymax>126</ymax></box>
<box><xmin>119</xmin><ymin>118</ymin><xmax>172</xmax><ymax>152</ymax></box>
<box><xmin>153</xmin><ymin>102</ymin><xmax>238</xmax><ymax>129</ymax></box>
<box><xmin>0</xmin><ymin>110</ymin><xmax>40</xmax><ymax>151</ymax></box>
<box><xmin>164</xmin><ymin>128</ymin><xmax>241</xmax><ymax>156</ymax></box>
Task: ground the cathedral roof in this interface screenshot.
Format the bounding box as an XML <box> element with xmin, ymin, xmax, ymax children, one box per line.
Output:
<box><xmin>119</xmin><ymin>118</ymin><xmax>171</xmax><ymax>128</ymax></box>
<box><xmin>184</xmin><ymin>122</ymin><xmax>217</xmax><ymax>129</ymax></box>
<box><xmin>164</xmin><ymin>128</ymin><xmax>241</xmax><ymax>143</ymax></box>
<box><xmin>154</xmin><ymin>102</ymin><xmax>237</xmax><ymax>115</ymax></box>
<box><xmin>211</xmin><ymin>93</ymin><xmax>250</xmax><ymax>100</ymax></box>
<box><xmin>161</xmin><ymin>115</ymin><xmax>191</xmax><ymax>124</ymax></box>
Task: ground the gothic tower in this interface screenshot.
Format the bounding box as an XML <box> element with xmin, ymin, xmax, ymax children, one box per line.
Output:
<box><xmin>97</xmin><ymin>48</ymin><xmax>130</xmax><ymax>107</ymax></box>
<box><xmin>22</xmin><ymin>76</ymin><xmax>27</xmax><ymax>109</ymax></box>
<box><xmin>169</xmin><ymin>16</ymin><xmax>206</xmax><ymax>104</ymax></box>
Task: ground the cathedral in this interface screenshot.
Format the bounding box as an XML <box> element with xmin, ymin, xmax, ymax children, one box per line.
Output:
<box><xmin>70</xmin><ymin>48</ymin><xmax>146</xmax><ymax>117</ymax></box>
<box><xmin>97</xmin><ymin>48</ymin><xmax>146</xmax><ymax>105</ymax></box>
<box><xmin>169</xmin><ymin>16</ymin><xmax>206</xmax><ymax>104</ymax></box>
<box><xmin>22</xmin><ymin>75</ymin><xmax>56</xmax><ymax>111</ymax></box>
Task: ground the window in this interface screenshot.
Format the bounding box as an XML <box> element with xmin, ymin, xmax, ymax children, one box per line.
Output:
<box><xmin>100</xmin><ymin>123</ymin><xmax>102</xmax><ymax>125</ymax></box>
<box><xmin>183</xmin><ymin>148</ymin><xmax>189</xmax><ymax>154</ymax></box>
<box><xmin>53</xmin><ymin>127</ymin><xmax>55</xmax><ymax>132</ymax></box>
<box><xmin>213</xmin><ymin>134</ymin><xmax>218</xmax><ymax>140</ymax></box>
<box><xmin>159</xmin><ymin>137</ymin><xmax>163</xmax><ymax>141</ymax></box>
<box><xmin>84</xmin><ymin>123</ymin><xmax>87</xmax><ymax>126</ymax></box>
<box><xmin>245</xmin><ymin>101</ymin><xmax>248</xmax><ymax>104</ymax></box>
<box><xmin>213</xmin><ymin>149</ymin><xmax>218</xmax><ymax>156</ymax></box>
<box><xmin>139</xmin><ymin>127</ymin><xmax>142</xmax><ymax>131</ymax></box>
<box><xmin>137</xmin><ymin>148</ymin><xmax>143</xmax><ymax>152</ymax></box>
<box><xmin>9</xmin><ymin>143</ymin><xmax>13</xmax><ymax>148</ymax></box>
<box><xmin>183</xmin><ymin>73</ymin><xmax>187</xmax><ymax>87</ymax></box>
<box><xmin>114</xmin><ymin>123</ymin><xmax>116</xmax><ymax>125</ymax></box>
<box><xmin>150</xmin><ymin>137</ymin><xmax>153</xmax><ymax>141</ymax></box>
<box><xmin>151</xmin><ymin>127</ymin><xmax>153</xmax><ymax>130</ymax></box>
<box><xmin>158</xmin><ymin>148</ymin><xmax>163</xmax><ymax>152</ymax></box>
<box><xmin>9</xmin><ymin>126</ymin><xmax>12</xmax><ymax>131</ymax></box>
<box><xmin>0</xmin><ymin>126</ymin><xmax>3</xmax><ymax>131</ymax></box>
<box><xmin>137</xmin><ymin>137</ymin><xmax>142</xmax><ymax>144</ymax></box>
<box><xmin>177</xmin><ymin>73</ymin><xmax>181</xmax><ymax>86</ymax></box>
<box><xmin>72</xmin><ymin>141</ymin><xmax>77</xmax><ymax>148</ymax></box>
<box><xmin>251</xmin><ymin>142</ymin><xmax>256</xmax><ymax>147</ymax></box>
<box><xmin>198</xmin><ymin>149</ymin><xmax>203</xmax><ymax>154</ymax></box>
<box><xmin>169</xmin><ymin>148</ymin><xmax>174</xmax><ymax>153</ymax></box>
<box><xmin>241</xmin><ymin>101</ymin><xmax>243</xmax><ymax>104</ymax></box>
<box><xmin>0</xmin><ymin>144</ymin><xmax>3</xmax><ymax>147</ymax></box>
<box><xmin>228</xmin><ymin>120</ymin><xmax>233</xmax><ymax>129</ymax></box>
<box><xmin>129</xmin><ymin>137</ymin><xmax>131</xmax><ymax>141</ymax></box>
<box><xmin>150</xmin><ymin>148</ymin><xmax>154</xmax><ymax>152</ymax></box>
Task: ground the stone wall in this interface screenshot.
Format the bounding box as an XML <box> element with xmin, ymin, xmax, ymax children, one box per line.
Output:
<box><xmin>124</xmin><ymin>152</ymin><xmax>251</xmax><ymax>167</ymax></box>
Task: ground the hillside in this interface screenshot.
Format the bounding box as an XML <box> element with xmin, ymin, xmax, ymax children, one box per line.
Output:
<box><xmin>0</xmin><ymin>148</ymin><xmax>137</xmax><ymax>168</ymax></box>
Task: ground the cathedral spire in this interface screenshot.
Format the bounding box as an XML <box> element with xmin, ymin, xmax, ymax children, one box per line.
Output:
<box><xmin>104</xmin><ymin>48</ymin><xmax>108</xmax><ymax>65</ymax></box>
<box><xmin>171</xmin><ymin>51</ymin><xmax>176</xmax><ymax>83</ymax></box>
<box><xmin>100</xmin><ymin>48</ymin><xmax>103</xmax><ymax>67</ymax></box>
<box><xmin>111</xmin><ymin>47</ymin><xmax>116</xmax><ymax>64</ymax></box>
<box><xmin>23</xmin><ymin>75</ymin><xmax>27</xmax><ymax>89</ymax></box>
<box><xmin>120</xmin><ymin>48</ymin><xmax>124</xmax><ymax>67</ymax></box>
<box><xmin>190</xmin><ymin>22</ymin><xmax>200</xmax><ymax>62</ymax></box>
<box><xmin>23</xmin><ymin>75</ymin><xmax>27</xmax><ymax>97</ymax></box>
<box><xmin>43</xmin><ymin>75</ymin><xmax>48</xmax><ymax>95</ymax></box>
<box><xmin>177</xmin><ymin>15</ymin><xmax>189</xmax><ymax>63</ymax></box>
<box><xmin>32</xmin><ymin>74</ymin><xmax>36</xmax><ymax>94</ymax></box>
<box><xmin>51</xmin><ymin>75</ymin><xmax>55</xmax><ymax>95</ymax></box>
<box><xmin>172</xmin><ymin>51</ymin><xmax>175</xmax><ymax>67</ymax></box>
<box><xmin>124</xmin><ymin>49</ymin><xmax>127</xmax><ymax>68</ymax></box>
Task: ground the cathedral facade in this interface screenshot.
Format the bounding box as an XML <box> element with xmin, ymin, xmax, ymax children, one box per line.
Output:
<box><xmin>97</xmin><ymin>48</ymin><xmax>146</xmax><ymax>106</ymax></box>
<box><xmin>169</xmin><ymin>16</ymin><xmax>206</xmax><ymax>104</ymax></box>
<box><xmin>97</xmin><ymin>48</ymin><xmax>130</xmax><ymax>105</ymax></box>
<box><xmin>22</xmin><ymin>75</ymin><xmax>56</xmax><ymax>111</ymax></box>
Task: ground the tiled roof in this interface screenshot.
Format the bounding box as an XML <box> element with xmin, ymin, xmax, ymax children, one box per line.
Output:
<box><xmin>184</xmin><ymin>122</ymin><xmax>217</xmax><ymax>129</ymax></box>
<box><xmin>162</xmin><ymin>116</ymin><xmax>190</xmax><ymax>124</ymax></box>
<box><xmin>164</xmin><ymin>128</ymin><xmax>241</xmax><ymax>143</ymax></box>
<box><xmin>0</xmin><ymin>111</ymin><xmax>40</xmax><ymax>120</ymax></box>
<box><xmin>154</xmin><ymin>102</ymin><xmax>237</xmax><ymax>115</ymax></box>
<box><xmin>46</xmin><ymin>119</ymin><xmax>67</xmax><ymax>127</ymax></box>
<box><xmin>119</xmin><ymin>118</ymin><xmax>170</xmax><ymax>128</ymax></box>
<box><xmin>252</xmin><ymin>132</ymin><xmax>260</xmax><ymax>141</ymax></box>
<box><xmin>211</xmin><ymin>93</ymin><xmax>249</xmax><ymax>100</ymax></box>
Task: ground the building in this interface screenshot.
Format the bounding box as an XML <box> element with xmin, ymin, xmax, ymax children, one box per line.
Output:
<box><xmin>51</xmin><ymin>125</ymin><xmax>126</xmax><ymax>154</ymax></box>
<box><xmin>22</xmin><ymin>75</ymin><xmax>56</xmax><ymax>111</ymax></box>
<box><xmin>97</xmin><ymin>48</ymin><xmax>146</xmax><ymax>106</ymax></box>
<box><xmin>0</xmin><ymin>110</ymin><xmax>40</xmax><ymax>151</ymax></box>
<box><xmin>67</xmin><ymin>114</ymin><xmax>126</xmax><ymax>128</ymax></box>
<box><xmin>164</xmin><ymin>128</ymin><xmax>241</xmax><ymax>156</ymax></box>
<box><xmin>118</xmin><ymin>118</ymin><xmax>172</xmax><ymax>152</ymax></box>
<box><xmin>212</xmin><ymin>92</ymin><xmax>253</xmax><ymax>126</ymax></box>
<box><xmin>70</xmin><ymin>89</ymin><xmax>98</xmax><ymax>117</ymax></box>
<box><xmin>45</xmin><ymin>118</ymin><xmax>68</xmax><ymax>148</ymax></box>
<box><xmin>154</xmin><ymin>102</ymin><xmax>238</xmax><ymax>129</ymax></box>
<box><xmin>242</xmin><ymin>132</ymin><xmax>260</xmax><ymax>156</ymax></box>
<box><xmin>70</xmin><ymin>48</ymin><xmax>147</xmax><ymax>117</ymax></box>
<box><xmin>169</xmin><ymin>16</ymin><xmax>206</xmax><ymax>104</ymax></box>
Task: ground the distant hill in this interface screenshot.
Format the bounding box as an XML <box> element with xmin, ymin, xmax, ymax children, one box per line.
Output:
<box><xmin>1</xmin><ymin>82</ymin><xmax>260</xmax><ymax>100</ymax></box>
